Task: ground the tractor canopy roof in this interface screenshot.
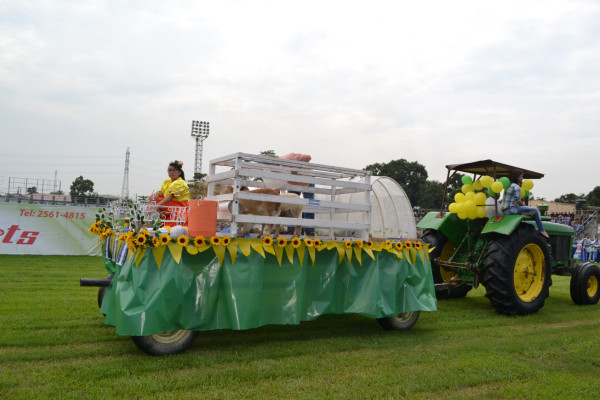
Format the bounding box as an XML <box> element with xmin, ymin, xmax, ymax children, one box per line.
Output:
<box><xmin>445</xmin><ymin>159</ymin><xmax>544</xmax><ymax>179</ymax></box>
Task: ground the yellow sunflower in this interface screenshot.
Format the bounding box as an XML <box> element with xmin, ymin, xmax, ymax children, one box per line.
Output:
<box><xmin>194</xmin><ymin>236</ymin><xmax>206</xmax><ymax>247</ymax></box>
<box><xmin>394</xmin><ymin>241</ymin><xmax>403</xmax><ymax>251</ymax></box>
<box><xmin>304</xmin><ymin>238</ymin><xmax>314</xmax><ymax>247</ymax></box>
<box><xmin>135</xmin><ymin>234</ymin><xmax>147</xmax><ymax>246</ymax></box>
<box><xmin>414</xmin><ymin>241</ymin><xmax>422</xmax><ymax>250</ymax></box>
<box><xmin>177</xmin><ymin>235</ymin><xmax>189</xmax><ymax>246</ymax></box>
<box><xmin>211</xmin><ymin>236</ymin><xmax>220</xmax><ymax>246</ymax></box>
<box><xmin>140</xmin><ymin>228</ymin><xmax>151</xmax><ymax>237</ymax></box>
<box><xmin>222</xmin><ymin>236</ymin><xmax>231</xmax><ymax>246</ymax></box>
<box><xmin>345</xmin><ymin>240</ymin><xmax>353</xmax><ymax>249</ymax></box>
<box><xmin>159</xmin><ymin>234</ymin><xmax>171</xmax><ymax>245</ymax></box>
<box><xmin>355</xmin><ymin>239</ymin><xmax>363</xmax><ymax>248</ymax></box>
<box><xmin>313</xmin><ymin>238</ymin><xmax>323</xmax><ymax>248</ymax></box>
<box><xmin>384</xmin><ymin>240</ymin><xmax>392</xmax><ymax>249</ymax></box>
<box><xmin>291</xmin><ymin>237</ymin><xmax>301</xmax><ymax>248</ymax></box>
<box><xmin>277</xmin><ymin>237</ymin><xmax>287</xmax><ymax>248</ymax></box>
<box><xmin>263</xmin><ymin>236</ymin><xmax>273</xmax><ymax>246</ymax></box>
<box><xmin>365</xmin><ymin>241</ymin><xmax>373</xmax><ymax>249</ymax></box>
<box><xmin>404</xmin><ymin>240</ymin><xmax>413</xmax><ymax>249</ymax></box>
<box><xmin>152</xmin><ymin>237</ymin><xmax>159</xmax><ymax>247</ymax></box>
<box><xmin>88</xmin><ymin>226</ymin><xmax>95</xmax><ymax>235</ymax></box>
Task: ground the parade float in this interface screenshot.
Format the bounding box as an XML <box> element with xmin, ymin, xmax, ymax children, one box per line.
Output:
<box><xmin>82</xmin><ymin>153</ymin><xmax>436</xmax><ymax>355</ymax></box>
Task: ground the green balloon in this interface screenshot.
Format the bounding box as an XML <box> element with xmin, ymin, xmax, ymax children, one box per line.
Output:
<box><xmin>499</xmin><ymin>177</ymin><xmax>510</xmax><ymax>189</ymax></box>
<box><xmin>461</xmin><ymin>175</ymin><xmax>473</xmax><ymax>185</ymax></box>
<box><xmin>487</xmin><ymin>187</ymin><xmax>495</xmax><ymax>197</ymax></box>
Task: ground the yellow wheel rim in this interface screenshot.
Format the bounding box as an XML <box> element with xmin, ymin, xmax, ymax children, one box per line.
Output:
<box><xmin>151</xmin><ymin>330</ymin><xmax>188</xmax><ymax>344</ymax></box>
<box><xmin>587</xmin><ymin>275</ymin><xmax>599</xmax><ymax>297</ymax></box>
<box><xmin>513</xmin><ymin>243</ymin><xmax>545</xmax><ymax>302</ymax></box>
<box><xmin>439</xmin><ymin>241</ymin><xmax>459</xmax><ymax>283</ymax></box>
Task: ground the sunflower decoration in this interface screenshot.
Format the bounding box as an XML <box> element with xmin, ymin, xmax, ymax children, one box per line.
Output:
<box><xmin>303</xmin><ymin>238</ymin><xmax>314</xmax><ymax>247</ymax></box>
<box><xmin>404</xmin><ymin>240</ymin><xmax>413</xmax><ymax>249</ymax></box>
<box><xmin>384</xmin><ymin>239</ymin><xmax>393</xmax><ymax>249</ymax></box>
<box><xmin>365</xmin><ymin>241</ymin><xmax>373</xmax><ymax>249</ymax></box>
<box><xmin>88</xmin><ymin>226</ymin><xmax>96</xmax><ymax>235</ymax></box>
<box><xmin>210</xmin><ymin>236</ymin><xmax>221</xmax><ymax>246</ymax></box>
<box><xmin>262</xmin><ymin>236</ymin><xmax>273</xmax><ymax>247</ymax></box>
<box><xmin>345</xmin><ymin>240</ymin><xmax>353</xmax><ymax>249</ymax></box>
<box><xmin>140</xmin><ymin>228</ymin><xmax>151</xmax><ymax>237</ymax></box>
<box><xmin>394</xmin><ymin>241</ymin><xmax>404</xmax><ymax>251</ymax></box>
<box><xmin>177</xmin><ymin>235</ymin><xmax>189</xmax><ymax>246</ymax></box>
<box><xmin>222</xmin><ymin>236</ymin><xmax>231</xmax><ymax>246</ymax></box>
<box><xmin>291</xmin><ymin>237</ymin><xmax>301</xmax><ymax>248</ymax></box>
<box><xmin>135</xmin><ymin>234</ymin><xmax>147</xmax><ymax>246</ymax></box>
<box><xmin>355</xmin><ymin>239</ymin><xmax>363</xmax><ymax>248</ymax></box>
<box><xmin>414</xmin><ymin>241</ymin><xmax>422</xmax><ymax>250</ymax></box>
<box><xmin>277</xmin><ymin>237</ymin><xmax>287</xmax><ymax>248</ymax></box>
<box><xmin>159</xmin><ymin>234</ymin><xmax>171</xmax><ymax>246</ymax></box>
<box><xmin>118</xmin><ymin>233</ymin><xmax>127</xmax><ymax>241</ymax></box>
<box><xmin>313</xmin><ymin>238</ymin><xmax>323</xmax><ymax>248</ymax></box>
<box><xmin>152</xmin><ymin>237</ymin><xmax>159</xmax><ymax>247</ymax></box>
<box><xmin>102</xmin><ymin>228</ymin><xmax>113</xmax><ymax>238</ymax></box>
<box><xmin>193</xmin><ymin>236</ymin><xmax>206</xmax><ymax>247</ymax></box>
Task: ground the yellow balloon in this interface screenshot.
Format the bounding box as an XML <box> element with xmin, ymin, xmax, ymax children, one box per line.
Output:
<box><xmin>454</xmin><ymin>193</ymin><xmax>466</xmax><ymax>203</ymax></box>
<box><xmin>448</xmin><ymin>202</ymin><xmax>457</xmax><ymax>213</ymax></box>
<box><xmin>480</xmin><ymin>175</ymin><xmax>493</xmax><ymax>188</ymax></box>
<box><xmin>474</xmin><ymin>192</ymin><xmax>487</xmax><ymax>205</ymax></box>
<box><xmin>520</xmin><ymin>188</ymin><xmax>526</xmax><ymax>198</ymax></box>
<box><xmin>465</xmin><ymin>200</ymin><xmax>476</xmax><ymax>213</ymax></box>
<box><xmin>491</xmin><ymin>181</ymin><xmax>504</xmax><ymax>194</ymax></box>
<box><xmin>467</xmin><ymin>208</ymin><xmax>477</xmax><ymax>219</ymax></box>
<box><xmin>522</xmin><ymin>179</ymin><xmax>534</xmax><ymax>191</ymax></box>
<box><xmin>455</xmin><ymin>202</ymin><xmax>465</xmax><ymax>213</ymax></box>
<box><xmin>465</xmin><ymin>191</ymin><xmax>475</xmax><ymax>201</ymax></box>
<box><xmin>457</xmin><ymin>209</ymin><xmax>468</xmax><ymax>219</ymax></box>
<box><xmin>461</xmin><ymin>184</ymin><xmax>473</xmax><ymax>194</ymax></box>
<box><xmin>473</xmin><ymin>180</ymin><xmax>483</xmax><ymax>191</ymax></box>
<box><xmin>476</xmin><ymin>206</ymin><xmax>487</xmax><ymax>219</ymax></box>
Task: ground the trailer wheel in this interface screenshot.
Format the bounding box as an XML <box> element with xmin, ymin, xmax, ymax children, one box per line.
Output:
<box><xmin>377</xmin><ymin>311</ymin><xmax>420</xmax><ymax>331</ymax></box>
<box><xmin>131</xmin><ymin>330</ymin><xmax>199</xmax><ymax>356</ymax></box>
<box><xmin>483</xmin><ymin>225</ymin><xmax>551</xmax><ymax>315</ymax></box>
<box><xmin>570</xmin><ymin>262</ymin><xmax>600</xmax><ymax>305</ymax></box>
<box><xmin>421</xmin><ymin>229</ymin><xmax>472</xmax><ymax>299</ymax></box>
<box><xmin>97</xmin><ymin>273</ymin><xmax>113</xmax><ymax>310</ymax></box>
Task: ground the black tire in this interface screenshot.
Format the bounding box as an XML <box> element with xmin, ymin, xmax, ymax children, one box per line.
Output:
<box><xmin>421</xmin><ymin>229</ymin><xmax>472</xmax><ymax>299</ymax></box>
<box><xmin>482</xmin><ymin>225</ymin><xmax>552</xmax><ymax>315</ymax></box>
<box><xmin>97</xmin><ymin>273</ymin><xmax>113</xmax><ymax>310</ymax></box>
<box><xmin>377</xmin><ymin>311</ymin><xmax>420</xmax><ymax>331</ymax></box>
<box><xmin>132</xmin><ymin>330</ymin><xmax>199</xmax><ymax>356</ymax></box>
<box><xmin>570</xmin><ymin>262</ymin><xmax>600</xmax><ymax>305</ymax></box>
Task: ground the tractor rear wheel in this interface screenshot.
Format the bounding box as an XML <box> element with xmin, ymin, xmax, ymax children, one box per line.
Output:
<box><xmin>421</xmin><ymin>229</ymin><xmax>472</xmax><ymax>299</ymax></box>
<box><xmin>483</xmin><ymin>225</ymin><xmax>551</xmax><ymax>315</ymax></box>
<box><xmin>570</xmin><ymin>262</ymin><xmax>600</xmax><ymax>305</ymax></box>
<box><xmin>132</xmin><ymin>330</ymin><xmax>199</xmax><ymax>356</ymax></box>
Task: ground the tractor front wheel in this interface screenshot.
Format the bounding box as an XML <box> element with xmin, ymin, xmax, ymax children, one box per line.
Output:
<box><xmin>421</xmin><ymin>229</ymin><xmax>472</xmax><ymax>299</ymax></box>
<box><xmin>570</xmin><ymin>262</ymin><xmax>600</xmax><ymax>305</ymax></box>
<box><xmin>483</xmin><ymin>225</ymin><xmax>551</xmax><ymax>315</ymax></box>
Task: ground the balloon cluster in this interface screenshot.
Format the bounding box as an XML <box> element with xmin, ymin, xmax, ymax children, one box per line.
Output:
<box><xmin>447</xmin><ymin>175</ymin><xmax>534</xmax><ymax>220</ymax></box>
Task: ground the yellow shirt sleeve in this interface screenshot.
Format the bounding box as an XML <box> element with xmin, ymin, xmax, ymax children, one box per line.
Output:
<box><xmin>161</xmin><ymin>178</ymin><xmax>190</xmax><ymax>201</ymax></box>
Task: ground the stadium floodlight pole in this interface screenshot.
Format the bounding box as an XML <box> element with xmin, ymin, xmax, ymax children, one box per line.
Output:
<box><xmin>191</xmin><ymin>120</ymin><xmax>210</xmax><ymax>179</ymax></box>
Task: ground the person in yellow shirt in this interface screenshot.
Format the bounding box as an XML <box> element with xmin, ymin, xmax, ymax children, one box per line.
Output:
<box><xmin>149</xmin><ymin>160</ymin><xmax>191</xmax><ymax>225</ymax></box>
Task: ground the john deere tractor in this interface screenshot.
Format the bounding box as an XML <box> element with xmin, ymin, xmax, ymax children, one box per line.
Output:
<box><xmin>417</xmin><ymin>160</ymin><xmax>600</xmax><ymax>315</ymax></box>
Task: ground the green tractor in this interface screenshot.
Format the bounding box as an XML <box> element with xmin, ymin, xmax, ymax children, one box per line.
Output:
<box><xmin>417</xmin><ymin>160</ymin><xmax>600</xmax><ymax>315</ymax></box>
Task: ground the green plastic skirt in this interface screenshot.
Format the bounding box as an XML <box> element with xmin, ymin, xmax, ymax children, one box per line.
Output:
<box><xmin>99</xmin><ymin>240</ymin><xmax>437</xmax><ymax>336</ymax></box>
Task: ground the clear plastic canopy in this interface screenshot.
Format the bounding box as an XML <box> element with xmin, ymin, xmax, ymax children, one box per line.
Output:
<box><xmin>315</xmin><ymin>176</ymin><xmax>416</xmax><ymax>239</ymax></box>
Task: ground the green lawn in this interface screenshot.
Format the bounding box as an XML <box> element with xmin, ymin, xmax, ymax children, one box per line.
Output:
<box><xmin>1</xmin><ymin>255</ymin><xmax>599</xmax><ymax>399</ymax></box>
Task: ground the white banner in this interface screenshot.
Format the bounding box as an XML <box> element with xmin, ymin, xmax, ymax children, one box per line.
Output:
<box><xmin>0</xmin><ymin>203</ymin><xmax>101</xmax><ymax>255</ymax></box>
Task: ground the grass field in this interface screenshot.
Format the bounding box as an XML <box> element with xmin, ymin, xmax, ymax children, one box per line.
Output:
<box><xmin>1</xmin><ymin>255</ymin><xmax>599</xmax><ymax>399</ymax></box>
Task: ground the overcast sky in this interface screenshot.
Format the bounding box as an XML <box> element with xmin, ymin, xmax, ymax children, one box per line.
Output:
<box><xmin>1</xmin><ymin>0</ymin><xmax>599</xmax><ymax>202</ymax></box>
